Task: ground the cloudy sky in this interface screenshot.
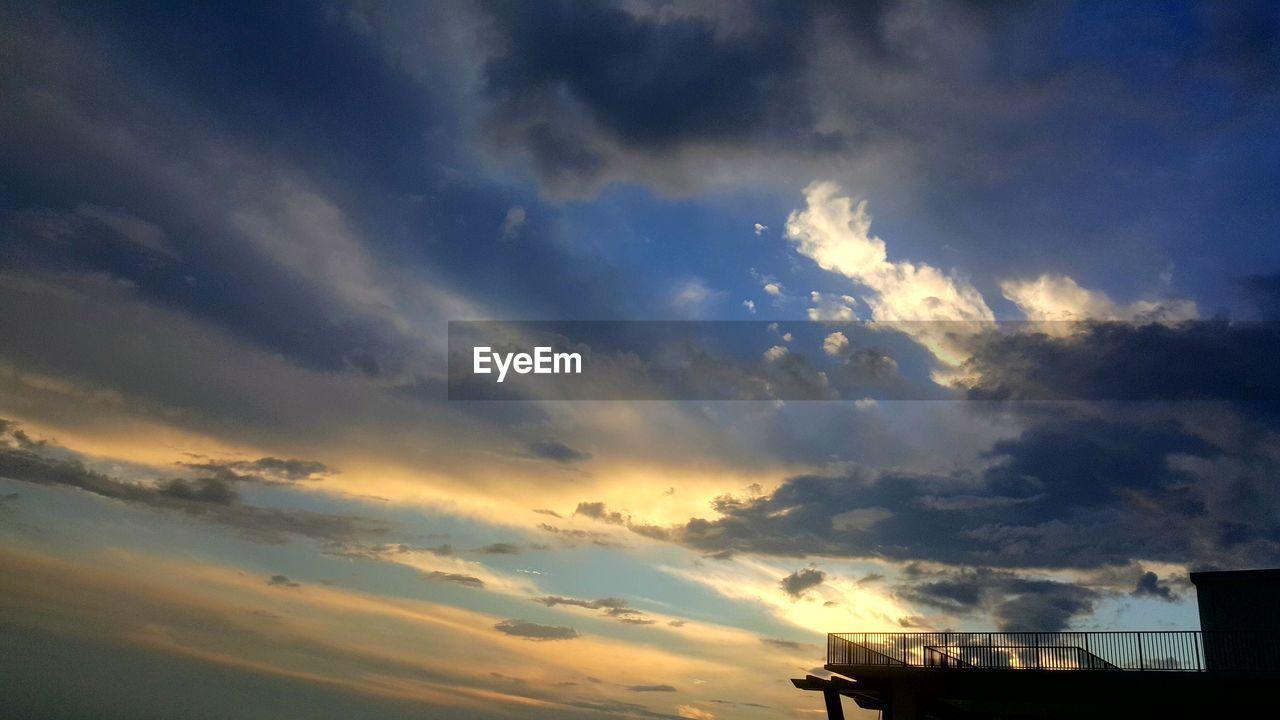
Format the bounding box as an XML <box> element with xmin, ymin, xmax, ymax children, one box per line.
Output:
<box><xmin>2</xmin><ymin>2</ymin><xmax>1280</xmax><ymax>718</ymax></box>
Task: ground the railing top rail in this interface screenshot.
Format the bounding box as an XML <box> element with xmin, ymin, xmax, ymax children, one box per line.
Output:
<box><xmin>829</xmin><ymin>630</ymin><xmax>1206</xmax><ymax>636</ymax></box>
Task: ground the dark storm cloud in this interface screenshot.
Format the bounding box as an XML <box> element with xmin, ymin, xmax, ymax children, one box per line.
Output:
<box><xmin>679</xmin><ymin>427</ymin><xmax>1237</xmax><ymax>565</ymax></box>
<box><xmin>626</xmin><ymin>522</ymin><xmax>672</xmax><ymax>541</ymax></box>
<box><xmin>570</xmin><ymin>500</ymin><xmax>672</xmax><ymax>542</ymax></box>
<box><xmin>895</xmin><ymin>566</ymin><xmax>1098</xmax><ymax>632</ymax></box>
<box><xmin>1</xmin><ymin>1</ymin><xmax>639</xmax><ymax>391</ymax></box>
<box><xmin>228</xmin><ymin>457</ymin><xmax>331</xmax><ymax>480</ymax></box>
<box><xmin>536</xmin><ymin>523</ymin><xmax>628</xmax><ymax>549</ymax></box>
<box><xmin>481</xmin><ymin>0</ymin><xmax>814</xmax><ymax>149</ymax></box>
<box><xmin>493</xmin><ymin>619</ymin><xmax>580</xmax><ymax>641</ymax></box>
<box><xmin>955</xmin><ymin>321</ymin><xmax>1280</xmax><ymax>568</ymax></box>
<box><xmin>424</xmin><ymin>571</ymin><xmax>486</xmax><ymax>589</ymax></box>
<box><xmin>653</xmin><ymin>320</ymin><xmax>1280</xmax><ymax>571</ymax></box>
<box><xmin>472</xmin><ymin>1</ymin><xmax>1280</xmax><ymax>207</ymax></box>
<box><xmin>0</xmin><ymin>420</ymin><xmax>380</xmax><ymax>544</ymax></box>
<box><xmin>959</xmin><ymin>321</ymin><xmax>1280</xmax><ymax>402</ymax></box>
<box><xmin>1132</xmin><ymin>571</ymin><xmax>1177</xmax><ymax>602</ymax></box>
<box><xmin>534</xmin><ymin>595</ymin><xmax>652</xmax><ymax>624</ymax></box>
<box><xmin>525</xmin><ymin>441</ymin><xmax>592</xmax><ymax>464</ymax></box>
<box><xmin>267</xmin><ymin>574</ymin><xmax>301</xmax><ymax>588</ymax></box>
<box><xmin>779</xmin><ymin>567</ymin><xmax>826</xmax><ymax>599</ymax></box>
<box><xmin>178</xmin><ymin>457</ymin><xmax>332</xmax><ymax>483</ymax></box>
<box><xmin>471</xmin><ymin>0</ymin><xmax>1044</xmax><ymax>196</ymax></box>
<box><xmin>992</xmin><ymin>589</ymin><xmax>1096</xmax><ymax>633</ymax></box>
<box><xmin>0</xmin><ymin>6</ymin><xmax>428</xmax><ymax>378</ymax></box>
<box><xmin>453</xmin><ymin>0</ymin><xmax>1280</xmax><ymax>333</ymax></box>
<box><xmin>625</xmin><ymin>685</ymin><xmax>675</xmax><ymax>693</ymax></box>
<box><xmin>574</xmin><ymin>501</ymin><xmax>627</xmax><ymax>525</ymax></box>
<box><xmin>156</xmin><ymin>477</ymin><xmax>241</xmax><ymax>505</ymax></box>
<box><xmin>0</xmin><ymin>419</ymin><xmax>45</xmax><ymax>450</ymax></box>
<box><xmin>518</xmin><ymin>122</ymin><xmax>607</xmax><ymax>191</ymax></box>
<box><xmin>667</xmin><ymin>416</ymin><xmax>1238</xmax><ymax>569</ymax></box>
<box><xmin>537</xmin><ymin>524</ymin><xmax>593</xmax><ymax>540</ymax></box>
<box><xmin>536</xmin><ymin>595</ymin><xmax>628</xmax><ymax>611</ymax></box>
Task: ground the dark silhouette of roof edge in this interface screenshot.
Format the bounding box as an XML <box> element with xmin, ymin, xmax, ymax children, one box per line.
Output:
<box><xmin>1190</xmin><ymin>568</ymin><xmax>1280</xmax><ymax>584</ymax></box>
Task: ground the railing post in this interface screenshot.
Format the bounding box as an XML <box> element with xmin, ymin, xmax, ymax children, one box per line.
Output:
<box><xmin>1137</xmin><ymin>633</ymin><xmax>1144</xmax><ymax>670</ymax></box>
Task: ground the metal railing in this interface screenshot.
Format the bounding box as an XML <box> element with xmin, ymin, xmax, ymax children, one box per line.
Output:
<box><xmin>829</xmin><ymin>632</ymin><xmax>1280</xmax><ymax>672</ymax></box>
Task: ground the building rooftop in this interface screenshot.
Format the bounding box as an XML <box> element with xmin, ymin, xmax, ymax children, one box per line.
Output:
<box><xmin>797</xmin><ymin>570</ymin><xmax>1280</xmax><ymax>719</ymax></box>
<box><xmin>1190</xmin><ymin>567</ymin><xmax>1280</xmax><ymax>583</ymax></box>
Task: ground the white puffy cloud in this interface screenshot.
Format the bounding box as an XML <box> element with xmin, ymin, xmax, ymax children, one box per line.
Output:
<box><xmin>763</xmin><ymin>345</ymin><xmax>788</xmax><ymax>362</ymax></box>
<box><xmin>763</xmin><ymin>281</ymin><xmax>783</xmax><ymax>297</ymax></box>
<box><xmin>822</xmin><ymin>332</ymin><xmax>849</xmax><ymax>356</ymax></box>
<box><xmin>678</xmin><ymin>704</ymin><xmax>716</xmax><ymax>720</ymax></box>
<box><xmin>786</xmin><ymin>182</ymin><xmax>995</xmax><ymax>366</ymax></box>
<box><xmin>669</xmin><ymin>278</ymin><xmax>722</xmax><ymax>318</ymax></box>
<box><xmin>1001</xmin><ymin>274</ymin><xmax>1198</xmax><ymax>324</ymax></box>
<box><xmin>742</xmin><ymin>299</ymin><xmax>756</xmax><ymax>313</ymax></box>
<box><xmin>805</xmin><ymin>291</ymin><xmax>857</xmax><ymax>321</ymax></box>
<box><xmin>753</xmin><ymin>223</ymin><xmax>767</xmax><ymax>236</ymax></box>
<box><xmin>786</xmin><ymin>183</ymin><xmax>1198</xmax><ymax>372</ymax></box>
<box><xmin>786</xmin><ymin>182</ymin><xmax>994</xmax><ymax>325</ymax></box>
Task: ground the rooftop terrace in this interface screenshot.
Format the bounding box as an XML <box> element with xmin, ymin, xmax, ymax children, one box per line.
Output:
<box><xmin>828</xmin><ymin>630</ymin><xmax>1280</xmax><ymax>672</ymax></box>
<box><xmin>798</xmin><ymin>571</ymin><xmax>1280</xmax><ymax>718</ymax></box>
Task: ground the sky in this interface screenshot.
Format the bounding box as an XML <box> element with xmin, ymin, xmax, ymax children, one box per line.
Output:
<box><xmin>2</xmin><ymin>1</ymin><xmax>1280</xmax><ymax>718</ymax></box>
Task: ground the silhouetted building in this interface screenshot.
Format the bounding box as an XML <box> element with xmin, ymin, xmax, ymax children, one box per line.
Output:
<box><xmin>1191</xmin><ymin>568</ymin><xmax>1280</xmax><ymax>672</ymax></box>
<box><xmin>793</xmin><ymin>569</ymin><xmax>1280</xmax><ymax>719</ymax></box>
